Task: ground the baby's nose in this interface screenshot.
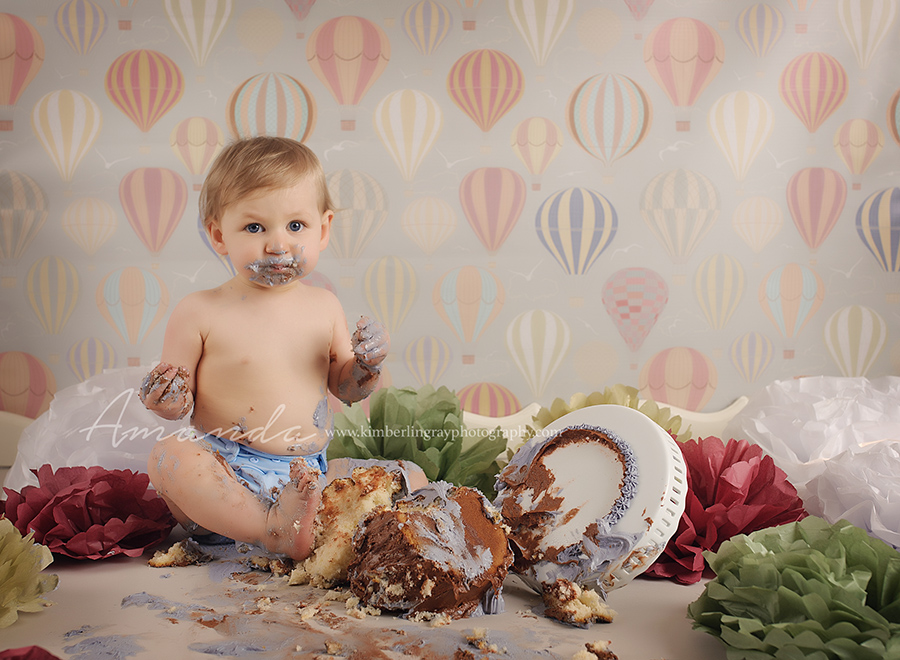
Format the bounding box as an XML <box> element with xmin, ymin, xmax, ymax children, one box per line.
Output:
<box><xmin>266</xmin><ymin>241</ymin><xmax>287</xmax><ymax>255</ymax></box>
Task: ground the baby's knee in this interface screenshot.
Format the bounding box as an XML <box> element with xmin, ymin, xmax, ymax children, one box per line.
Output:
<box><xmin>147</xmin><ymin>431</ymin><xmax>190</xmax><ymax>481</ymax></box>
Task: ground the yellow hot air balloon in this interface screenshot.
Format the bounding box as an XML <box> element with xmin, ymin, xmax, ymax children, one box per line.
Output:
<box><xmin>833</xmin><ymin>118</ymin><xmax>884</xmax><ymax>190</ymax></box>
<box><xmin>164</xmin><ymin>0</ymin><xmax>233</xmax><ymax>68</ymax></box>
<box><xmin>824</xmin><ymin>304</ymin><xmax>887</xmax><ymax>377</ymax></box>
<box><xmin>68</xmin><ymin>336</ymin><xmax>117</xmax><ymax>381</ymax></box>
<box><xmin>170</xmin><ymin>116</ymin><xmax>224</xmax><ymax>191</ymax></box>
<box><xmin>373</xmin><ymin>89</ymin><xmax>442</xmax><ymax>182</ymax></box>
<box><xmin>694</xmin><ymin>253</ymin><xmax>745</xmax><ymax>330</ymax></box>
<box><xmin>732</xmin><ymin>195</ymin><xmax>783</xmax><ymax>253</ymax></box>
<box><xmin>26</xmin><ymin>255</ymin><xmax>79</xmax><ymax>334</ymax></box>
<box><xmin>400</xmin><ymin>196</ymin><xmax>457</xmax><ymax>256</ymax></box>
<box><xmin>31</xmin><ymin>89</ymin><xmax>102</xmax><ymax>182</ymax></box>
<box><xmin>236</xmin><ymin>6</ymin><xmax>284</xmax><ymax>64</ymax></box>
<box><xmin>61</xmin><ymin>197</ymin><xmax>118</xmax><ymax>256</ymax></box>
<box><xmin>707</xmin><ymin>90</ymin><xmax>773</xmax><ymax>182</ymax></box>
<box><xmin>837</xmin><ymin>0</ymin><xmax>897</xmax><ymax>70</ymax></box>
<box><xmin>363</xmin><ymin>255</ymin><xmax>417</xmax><ymax>333</ymax></box>
<box><xmin>507</xmin><ymin>0</ymin><xmax>575</xmax><ymax>67</ymax></box>
<box><xmin>505</xmin><ymin>308</ymin><xmax>570</xmax><ymax>398</ymax></box>
<box><xmin>511</xmin><ymin>116</ymin><xmax>563</xmax><ymax>191</ymax></box>
<box><xmin>326</xmin><ymin>169</ymin><xmax>388</xmax><ymax>266</ymax></box>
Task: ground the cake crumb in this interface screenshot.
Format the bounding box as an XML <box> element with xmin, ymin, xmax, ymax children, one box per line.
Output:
<box><xmin>323</xmin><ymin>640</ymin><xmax>342</xmax><ymax>654</ymax></box>
<box><xmin>148</xmin><ymin>539</ymin><xmax>209</xmax><ymax>567</ymax></box>
<box><xmin>298</xmin><ymin>604</ymin><xmax>320</xmax><ymax>621</ymax></box>
<box><xmin>248</xmin><ymin>554</ymin><xmax>294</xmax><ymax>576</ymax></box>
<box><xmin>542</xmin><ymin>579</ymin><xmax>616</xmax><ymax>627</ymax></box>
<box><xmin>572</xmin><ymin>640</ymin><xmax>619</xmax><ymax>660</ymax></box>
<box><xmin>409</xmin><ymin>610</ymin><xmax>452</xmax><ymax>626</ymax></box>
<box><xmin>465</xmin><ymin>628</ymin><xmax>501</xmax><ymax>653</ymax></box>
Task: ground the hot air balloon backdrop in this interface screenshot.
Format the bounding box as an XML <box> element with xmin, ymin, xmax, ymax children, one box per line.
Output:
<box><xmin>566</xmin><ymin>73</ymin><xmax>652</xmax><ymax>178</ymax></box>
<box><xmin>67</xmin><ymin>336</ymin><xmax>116</xmax><ymax>381</ymax></box>
<box><xmin>534</xmin><ymin>187</ymin><xmax>617</xmax><ymax>276</ymax></box>
<box><xmin>511</xmin><ymin>116</ymin><xmax>562</xmax><ymax>191</ymax></box>
<box><xmin>786</xmin><ymin>167</ymin><xmax>847</xmax><ymax>254</ymax></box>
<box><xmin>404</xmin><ymin>335</ymin><xmax>451</xmax><ymax>386</ymax></box>
<box><xmin>373</xmin><ymin>89</ymin><xmax>442</xmax><ymax>182</ymax></box>
<box><xmin>3</xmin><ymin>1</ymin><xmax>899</xmax><ymax>418</ymax></box>
<box><xmin>639</xmin><ymin>346</ymin><xmax>717</xmax><ymax>411</ymax></box>
<box><xmin>833</xmin><ymin>119</ymin><xmax>884</xmax><ymax>190</ymax></box>
<box><xmin>170</xmin><ymin>116</ymin><xmax>225</xmax><ymax>191</ymax></box>
<box><xmin>459</xmin><ymin>166</ymin><xmax>526</xmax><ymax>256</ymax></box>
<box><xmin>0</xmin><ymin>13</ymin><xmax>44</xmax><ymax>131</ymax></box>
<box><xmin>164</xmin><ymin>0</ymin><xmax>232</xmax><ymax>73</ymax></box>
<box><xmin>26</xmin><ymin>256</ymin><xmax>79</xmax><ymax>335</ymax></box>
<box><xmin>55</xmin><ymin>0</ymin><xmax>107</xmax><ymax>57</ymax></box>
<box><xmin>61</xmin><ymin>197</ymin><xmax>117</xmax><ymax>257</ymax></box>
<box><xmin>0</xmin><ymin>351</ymin><xmax>56</xmax><ymax>418</ymax></box>
<box><xmin>402</xmin><ymin>0</ymin><xmax>452</xmax><ymax>72</ymax></box>
<box><xmin>306</xmin><ymin>15</ymin><xmax>390</xmax><ymax>130</ymax></box>
<box><xmin>824</xmin><ymin>305</ymin><xmax>887</xmax><ymax>377</ymax></box>
<box><xmin>226</xmin><ymin>72</ymin><xmax>316</xmax><ymax>142</ymax></box>
<box><xmin>457</xmin><ymin>381</ymin><xmax>520</xmax><ymax>416</ymax></box>
<box><xmin>96</xmin><ymin>266</ymin><xmax>169</xmax><ymax>366</ymax></box>
<box><xmin>643</xmin><ymin>17</ymin><xmax>724</xmax><ymax>131</ymax></box>
<box><xmin>602</xmin><ymin>267</ymin><xmax>668</xmax><ymax>368</ymax></box>
<box><xmin>119</xmin><ymin>168</ymin><xmax>188</xmax><ymax>257</ymax></box>
<box><xmin>433</xmin><ymin>264</ymin><xmax>504</xmax><ymax>363</ymax></box>
<box><xmin>0</xmin><ymin>169</ymin><xmax>47</xmax><ymax>285</ymax></box>
<box><xmin>104</xmin><ymin>49</ymin><xmax>184</xmax><ymax>132</ymax></box>
<box><xmin>759</xmin><ymin>262</ymin><xmax>825</xmax><ymax>358</ymax></box>
<box><xmin>506</xmin><ymin>309</ymin><xmax>570</xmax><ymax>399</ymax></box>
<box><xmin>400</xmin><ymin>196</ymin><xmax>457</xmax><ymax>256</ymax></box>
<box><xmin>31</xmin><ymin>89</ymin><xmax>102</xmax><ymax>183</ymax></box>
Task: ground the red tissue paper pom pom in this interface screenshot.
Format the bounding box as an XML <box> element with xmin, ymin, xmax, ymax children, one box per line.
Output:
<box><xmin>1</xmin><ymin>465</ymin><xmax>176</xmax><ymax>560</ymax></box>
<box><xmin>0</xmin><ymin>647</ymin><xmax>62</xmax><ymax>660</ymax></box>
<box><xmin>642</xmin><ymin>436</ymin><xmax>807</xmax><ymax>585</ymax></box>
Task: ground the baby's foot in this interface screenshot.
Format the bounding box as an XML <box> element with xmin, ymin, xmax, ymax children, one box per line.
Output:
<box><xmin>264</xmin><ymin>459</ymin><xmax>322</xmax><ymax>560</ymax></box>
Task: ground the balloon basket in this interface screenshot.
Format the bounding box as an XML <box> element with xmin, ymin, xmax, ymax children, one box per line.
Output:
<box><xmin>783</xmin><ymin>349</ymin><xmax>795</xmax><ymax>359</ymax></box>
<box><xmin>569</xmin><ymin>296</ymin><xmax>584</xmax><ymax>308</ymax></box>
<box><xmin>48</xmin><ymin>354</ymin><xmax>59</xmax><ymax>365</ymax></box>
<box><xmin>193</xmin><ymin>183</ymin><xmax>202</xmax><ymax>192</ymax></box>
<box><xmin>0</xmin><ymin>120</ymin><xmax>12</xmax><ymax>132</ymax></box>
<box><xmin>886</xmin><ymin>292</ymin><xmax>900</xmax><ymax>304</ymax></box>
<box><xmin>340</xmin><ymin>276</ymin><xmax>355</xmax><ymax>288</ymax></box>
<box><xmin>633</xmin><ymin>32</ymin><xmax>642</xmax><ymax>40</ymax></box>
<box><xmin>1</xmin><ymin>277</ymin><xmax>15</xmax><ymax>288</ymax></box>
<box><xmin>675</xmin><ymin>120</ymin><xmax>690</xmax><ymax>132</ymax></box>
<box><xmin>853</xmin><ymin>182</ymin><xmax>861</xmax><ymax>191</ymax></box>
<box><xmin>795</xmin><ymin>23</ymin><xmax>807</xmax><ymax>34</ymax></box>
<box><xmin>479</xmin><ymin>145</ymin><xmax>491</xmax><ymax>154</ymax></box>
<box><xmin>128</xmin><ymin>357</ymin><xmax>141</xmax><ymax>367</ymax></box>
<box><xmin>672</xmin><ymin>273</ymin><xmax>686</xmax><ymax>286</ymax></box>
<box><xmin>423</xmin><ymin>68</ymin><xmax>433</xmax><ymax>76</ymax></box>
<box><xmin>462</xmin><ymin>20</ymin><xmax>475</xmax><ymax>30</ymax></box>
<box><xmin>341</xmin><ymin>119</ymin><xmax>356</xmax><ymax>131</ymax></box>
<box><xmin>462</xmin><ymin>354</ymin><xmax>475</xmax><ymax>365</ymax></box>
<box><xmin>79</xmin><ymin>69</ymin><xmax>89</xmax><ymax>77</ymax></box>
<box><xmin>118</xmin><ymin>20</ymin><xmax>132</xmax><ymax>30</ymax></box>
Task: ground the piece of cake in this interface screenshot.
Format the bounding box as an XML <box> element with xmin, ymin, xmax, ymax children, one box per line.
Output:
<box><xmin>541</xmin><ymin>578</ymin><xmax>616</xmax><ymax>627</ymax></box>
<box><xmin>290</xmin><ymin>465</ymin><xmax>402</xmax><ymax>588</ymax></box>
<box><xmin>347</xmin><ymin>482</ymin><xmax>512</xmax><ymax>620</ymax></box>
<box><xmin>572</xmin><ymin>640</ymin><xmax>619</xmax><ymax>660</ymax></box>
<box><xmin>494</xmin><ymin>424</ymin><xmax>640</xmax><ymax>591</ymax></box>
<box><xmin>148</xmin><ymin>538</ymin><xmax>209</xmax><ymax>567</ymax></box>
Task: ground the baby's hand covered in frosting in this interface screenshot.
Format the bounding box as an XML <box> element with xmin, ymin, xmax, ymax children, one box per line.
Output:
<box><xmin>139</xmin><ymin>362</ymin><xmax>194</xmax><ymax>420</ymax></box>
<box><xmin>352</xmin><ymin>316</ymin><xmax>389</xmax><ymax>372</ymax></box>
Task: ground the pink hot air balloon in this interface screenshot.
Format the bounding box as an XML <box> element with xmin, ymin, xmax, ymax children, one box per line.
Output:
<box><xmin>639</xmin><ymin>346</ymin><xmax>717</xmax><ymax>412</ymax></box>
<box><xmin>105</xmin><ymin>49</ymin><xmax>184</xmax><ymax>132</ymax></box>
<box><xmin>306</xmin><ymin>15</ymin><xmax>390</xmax><ymax>130</ymax></box>
<box><xmin>457</xmin><ymin>381</ymin><xmax>521</xmax><ymax>417</ymax></box>
<box><xmin>0</xmin><ymin>351</ymin><xmax>56</xmax><ymax>418</ymax></box>
<box><xmin>602</xmin><ymin>267</ymin><xmax>668</xmax><ymax>366</ymax></box>
<box><xmin>0</xmin><ymin>13</ymin><xmax>45</xmax><ymax>131</ymax></box>
<box><xmin>284</xmin><ymin>0</ymin><xmax>316</xmax><ymax>37</ymax></box>
<box><xmin>119</xmin><ymin>168</ymin><xmax>188</xmax><ymax>255</ymax></box>
<box><xmin>833</xmin><ymin>119</ymin><xmax>884</xmax><ymax>190</ymax></box>
<box><xmin>447</xmin><ymin>49</ymin><xmax>524</xmax><ymax>133</ymax></box>
<box><xmin>779</xmin><ymin>52</ymin><xmax>848</xmax><ymax>135</ymax></box>
<box><xmin>888</xmin><ymin>89</ymin><xmax>900</xmax><ymax>147</ymax></box>
<box><xmin>759</xmin><ymin>262</ymin><xmax>825</xmax><ymax>358</ymax></box>
<box><xmin>433</xmin><ymin>265</ymin><xmax>504</xmax><ymax>363</ymax></box>
<box><xmin>786</xmin><ymin>167</ymin><xmax>846</xmax><ymax>252</ymax></box>
<box><xmin>170</xmin><ymin>116</ymin><xmax>224</xmax><ymax>191</ymax></box>
<box><xmin>459</xmin><ymin>167</ymin><xmax>526</xmax><ymax>254</ymax></box>
<box><xmin>643</xmin><ymin>17</ymin><xmax>724</xmax><ymax>131</ymax></box>
<box><xmin>226</xmin><ymin>72</ymin><xmax>316</xmax><ymax>142</ymax></box>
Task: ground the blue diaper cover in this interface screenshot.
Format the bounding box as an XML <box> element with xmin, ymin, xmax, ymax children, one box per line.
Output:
<box><xmin>199</xmin><ymin>432</ymin><xmax>328</xmax><ymax>501</ymax></box>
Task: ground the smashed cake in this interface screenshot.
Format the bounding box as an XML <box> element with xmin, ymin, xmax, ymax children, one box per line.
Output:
<box><xmin>290</xmin><ymin>465</ymin><xmax>403</xmax><ymax>588</ymax></box>
<box><xmin>347</xmin><ymin>482</ymin><xmax>513</xmax><ymax>620</ymax></box>
<box><xmin>541</xmin><ymin>578</ymin><xmax>616</xmax><ymax>627</ymax></box>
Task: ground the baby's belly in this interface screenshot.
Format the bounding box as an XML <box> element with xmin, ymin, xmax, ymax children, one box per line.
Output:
<box><xmin>191</xmin><ymin>384</ymin><xmax>332</xmax><ymax>457</ymax></box>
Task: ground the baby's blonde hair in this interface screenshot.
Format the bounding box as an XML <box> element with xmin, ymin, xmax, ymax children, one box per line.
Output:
<box><xmin>199</xmin><ymin>136</ymin><xmax>334</xmax><ymax>232</ymax></box>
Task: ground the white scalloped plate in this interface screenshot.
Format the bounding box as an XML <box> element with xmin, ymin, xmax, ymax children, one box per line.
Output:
<box><xmin>524</xmin><ymin>404</ymin><xmax>687</xmax><ymax>591</ymax></box>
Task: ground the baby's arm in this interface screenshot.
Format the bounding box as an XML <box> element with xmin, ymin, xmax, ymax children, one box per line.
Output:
<box><xmin>139</xmin><ymin>294</ymin><xmax>205</xmax><ymax>420</ymax></box>
<box><xmin>331</xmin><ymin>315</ymin><xmax>389</xmax><ymax>405</ymax></box>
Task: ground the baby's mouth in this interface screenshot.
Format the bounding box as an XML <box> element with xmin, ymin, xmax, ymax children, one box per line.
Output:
<box><xmin>246</xmin><ymin>256</ymin><xmax>305</xmax><ymax>285</ymax></box>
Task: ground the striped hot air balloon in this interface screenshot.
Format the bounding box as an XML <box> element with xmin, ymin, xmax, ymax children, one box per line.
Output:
<box><xmin>640</xmin><ymin>346</ymin><xmax>717</xmax><ymax>412</ymax></box>
<box><xmin>694</xmin><ymin>254</ymin><xmax>745</xmax><ymax>330</ymax></box>
<box><xmin>447</xmin><ymin>49</ymin><xmax>524</xmax><ymax>132</ymax></box>
<box><xmin>373</xmin><ymin>89</ymin><xmax>442</xmax><ymax>182</ymax></box>
<box><xmin>730</xmin><ymin>331</ymin><xmax>774</xmax><ymax>383</ymax></box>
<box><xmin>433</xmin><ymin>265</ymin><xmax>504</xmax><ymax>362</ymax></box>
<box><xmin>226</xmin><ymin>72</ymin><xmax>316</xmax><ymax>142</ymax></box>
<box><xmin>26</xmin><ymin>256</ymin><xmax>79</xmax><ymax>334</ymax></box>
<box><xmin>534</xmin><ymin>187</ymin><xmax>617</xmax><ymax>275</ymax></box>
<box><xmin>105</xmin><ymin>49</ymin><xmax>184</xmax><ymax>132</ymax></box>
<box><xmin>824</xmin><ymin>305</ymin><xmax>887</xmax><ymax>377</ymax></box>
<box><xmin>779</xmin><ymin>52</ymin><xmax>848</xmax><ymax>134</ymax></box>
<box><xmin>404</xmin><ymin>335</ymin><xmax>451</xmax><ymax>386</ymax></box>
<box><xmin>55</xmin><ymin>0</ymin><xmax>107</xmax><ymax>56</ymax></box>
<box><xmin>856</xmin><ymin>187</ymin><xmax>900</xmax><ymax>272</ymax></box>
<box><xmin>459</xmin><ymin>166</ymin><xmax>526</xmax><ymax>254</ymax></box>
<box><xmin>457</xmin><ymin>381</ymin><xmax>521</xmax><ymax>416</ymax></box>
<box><xmin>31</xmin><ymin>89</ymin><xmax>102</xmax><ymax>182</ymax></box>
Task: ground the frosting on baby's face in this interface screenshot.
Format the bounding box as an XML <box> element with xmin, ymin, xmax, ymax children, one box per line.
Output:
<box><xmin>208</xmin><ymin>177</ymin><xmax>332</xmax><ymax>289</ymax></box>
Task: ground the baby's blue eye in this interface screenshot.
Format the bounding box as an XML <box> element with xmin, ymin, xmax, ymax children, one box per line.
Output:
<box><xmin>246</xmin><ymin>223</ymin><xmax>262</xmax><ymax>233</ymax></box>
<box><xmin>289</xmin><ymin>221</ymin><xmax>303</xmax><ymax>232</ymax></box>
